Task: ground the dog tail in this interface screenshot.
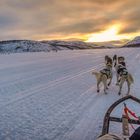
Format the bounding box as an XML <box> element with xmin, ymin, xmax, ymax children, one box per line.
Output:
<box><xmin>92</xmin><ymin>71</ymin><xmax>100</xmax><ymax>80</ymax></box>
<box><xmin>128</xmin><ymin>73</ymin><xmax>134</xmax><ymax>84</ymax></box>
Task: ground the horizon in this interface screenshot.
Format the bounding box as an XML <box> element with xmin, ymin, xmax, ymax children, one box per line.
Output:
<box><xmin>0</xmin><ymin>37</ymin><xmax>135</xmax><ymax>47</ymax></box>
<box><xmin>0</xmin><ymin>0</ymin><xmax>140</xmax><ymax>42</ymax></box>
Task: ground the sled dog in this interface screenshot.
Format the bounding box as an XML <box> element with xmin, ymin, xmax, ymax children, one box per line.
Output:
<box><xmin>115</xmin><ymin>62</ymin><xmax>126</xmax><ymax>85</ymax></box>
<box><xmin>117</xmin><ymin>68</ymin><xmax>134</xmax><ymax>95</ymax></box>
<box><xmin>113</xmin><ymin>55</ymin><xmax>126</xmax><ymax>85</ymax></box>
<box><xmin>92</xmin><ymin>64</ymin><xmax>113</xmax><ymax>94</ymax></box>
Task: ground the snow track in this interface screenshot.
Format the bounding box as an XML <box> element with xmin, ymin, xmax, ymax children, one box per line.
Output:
<box><xmin>0</xmin><ymin>48</ymin><xmax>139</xmax><ymax>140</ymax></box>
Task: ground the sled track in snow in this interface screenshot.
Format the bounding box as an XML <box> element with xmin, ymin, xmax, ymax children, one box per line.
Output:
<box><xmin>0</xmin><ymin>48</ymin><xmax>139</xmax><ymax>140</ymax></box>
<box><xmin>0</xmin><ymin>63</ymin><xmax>103</xmax><ymax>109</ymax></box>
<box><xmin>3</xmin><ymin>85</ymin><xmax>100</xmax><ymax>139</ymax></box>
<box><xmin>0</xmin><ymin>49</ymin><xmax>136</xmax><ymax>109</ymax></box>
<box><xmin>0</xmin><ymin>49</ymin><xmax>134</xmax><ymax>88</ymax></box>
<box><xmin>0</xmin><ymin>55</ymin><xmax>104</xmax><ymax>88</ymax></box>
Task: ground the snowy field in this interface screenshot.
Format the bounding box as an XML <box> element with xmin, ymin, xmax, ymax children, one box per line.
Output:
<box><xmin>0</xmin><ymin>48</ymin><xmax>140</xmax><ymax>140</ymax></box>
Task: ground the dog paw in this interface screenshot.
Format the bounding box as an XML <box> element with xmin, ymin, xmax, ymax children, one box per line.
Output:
<box><xmin>118</xmin><ymin>92</ymin><xmax>121</xmax><ymax>95</ymax></box>
<box><xmin>116</xmin><ymin>83</ymin><xmax>119</xmax><ymax>86</ymax></box>
<box><xmin>97</xmin><ymin>90</ymin><xmax>99</xmax><ymax>93</ymax></box>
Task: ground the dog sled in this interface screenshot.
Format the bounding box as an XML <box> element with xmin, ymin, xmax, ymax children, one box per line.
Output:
<box><xmin>99</xmin><ymin>95</ymin><xmax>140</xmax><ymax>140</ymax></box>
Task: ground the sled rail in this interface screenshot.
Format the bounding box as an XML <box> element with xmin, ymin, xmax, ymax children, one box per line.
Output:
<box><xmin>102</xmin><ymin>95</ymin><xmax>140</xmax><ymax>135</ymax></box>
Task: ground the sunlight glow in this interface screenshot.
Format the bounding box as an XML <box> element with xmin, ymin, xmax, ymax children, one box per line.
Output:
<box><xmin>86</xmin><ymin>24</ymin><xmax>127</xmax><ymax>42</ymax></box>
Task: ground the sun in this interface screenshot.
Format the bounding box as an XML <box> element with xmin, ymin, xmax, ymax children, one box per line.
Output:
<box><xmin>86</xmin><ymin>24</ymin><xmax>126</xmax><ymax>42</ymax></box>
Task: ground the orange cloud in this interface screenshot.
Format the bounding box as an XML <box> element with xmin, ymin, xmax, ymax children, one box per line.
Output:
<box><xmin>0</xmin><ymin>0</ymin><xmax>139</xmax><ymax>41</ymax></box>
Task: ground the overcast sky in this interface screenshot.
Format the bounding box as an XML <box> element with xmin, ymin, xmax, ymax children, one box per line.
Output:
<box><xmin>0</xmin><ymin>0</ymin><xmax>140</xmax><ymax>41</ymax></box>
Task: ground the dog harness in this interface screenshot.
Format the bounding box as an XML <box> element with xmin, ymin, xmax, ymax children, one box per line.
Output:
<box><xmin>119</xmin><ymin>61</ymin><xmax>126</xmax><ymax>67</ymax></box>
<box><xmin>100</xmin><ymin>68</ymin><xmax>111</xmax><ymax>78</ymax></box>
<box><xmin>117</xmin><ymin>65</ymin><xmax>128</xmax><ymax>76</ymax></box>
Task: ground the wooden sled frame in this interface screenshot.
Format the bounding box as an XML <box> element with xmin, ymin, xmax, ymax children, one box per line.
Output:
<box><xmin>102</xmin><ymin>95</ymin><xmax>140</xmax><ymax>136</ymax></box>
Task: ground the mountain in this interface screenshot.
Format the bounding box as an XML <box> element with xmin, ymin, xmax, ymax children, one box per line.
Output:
<box><xmin>93</xmin><ymin>39</ymin><xmax>129</xmax><ymax>48</ymax></box>
<box><xmin>122</xmin><ymin>36</ymin><xmax>140</xmax><ymax>47</ymax></box>
<box><xmin>0</xmin><ymin>38</ymin><xmax>134</xmax><ymax>54</ymax></box>
<box><xmin>41</xmin><ymin>40</ymin><xmax>99</xmax><ymax>50</ymax></box>
<box><xmin>0</xmin><ymin>40</ymin><xmax>102</xmax><ymax>53</ymax></box>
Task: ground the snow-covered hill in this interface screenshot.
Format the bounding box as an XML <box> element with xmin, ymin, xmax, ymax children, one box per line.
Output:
<box><xmin>95</xmin><ymin>39</ymin><xmax>129</xmax><ymax>47</ymax></box>
<box><xmin>0</xmin><ymin>48</ymin><xmax>139</xmax><ymax>140</ymax></box>
<box><xmin>42</xmin><ymin>40</ymin><xmax>99</xmax><ymax>50</ymax></box>
<box><xmin>1</xmin><ymin>37</ymin><xmax>140</xmax><ymax>53</ymax></box>
<box><xmin>0</xmin><ymin>40</ymin><xmax>53</xmax><ymax>53</ymax></box>
<box><xmin>123</xmin><ymin>36</ymin><xmax>140</xmax><ymax>47</ymax></box>
<box><xmin>0</xmin><ymin>40</ymin><xmax>100</xmax><ymax>53</ymax></box>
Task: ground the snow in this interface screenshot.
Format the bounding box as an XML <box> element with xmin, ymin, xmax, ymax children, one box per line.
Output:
<box><xmin>0</xmin><ymin>48</ymin><xmax>139</xmax><ymax>140</ymax></box>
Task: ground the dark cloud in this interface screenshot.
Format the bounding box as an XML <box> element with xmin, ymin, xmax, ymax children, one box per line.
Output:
<box><xmin>0</xmin><ymin>0</ymin><xmax>139</xmax><ymax>40</ymax></box>
<box><xmin>0</xmin><ymin>15</ymin><xmax>18</xmax><ymax>28</ymax></box>
<box><xmin>118</xmin><ymin>6</ymin><xmax>140</xmax><ymax>34</ymax></box>
<box><xmin>47</xmin><ymin>17</ymin><xmax>116</xmax><ymax>34</ymax></box>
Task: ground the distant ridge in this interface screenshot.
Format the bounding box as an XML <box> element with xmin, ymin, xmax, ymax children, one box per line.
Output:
<box><xmin>0</xmin><ymin>40</ymin><xmax>111</xmax><ymax>53</ymax></box>
<box><xmin>122</xmin><ymin>36</ymin><xmax>140</xmax><ymax>47</ymax></box>
<box><xmin>0</xmin><ymin>37</ymin><xmax>136</xmax><ymax>53</ymax></box>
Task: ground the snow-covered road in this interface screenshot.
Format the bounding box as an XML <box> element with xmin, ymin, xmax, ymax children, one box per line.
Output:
<box><xmin>0</xmin><ymin>48</ymin><xmax>140</xmax><ymax>140</ymax></box>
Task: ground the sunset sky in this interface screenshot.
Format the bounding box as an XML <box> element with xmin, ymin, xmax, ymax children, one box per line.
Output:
<box><xmin>0</xmin><ymin>0</ymin><xmax>140</xmax><ymax>42</ymax></box>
